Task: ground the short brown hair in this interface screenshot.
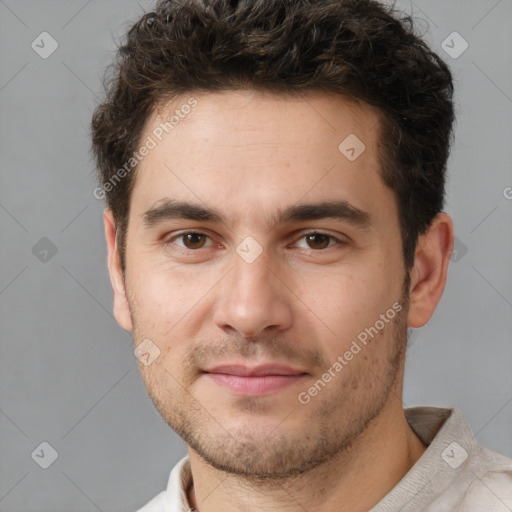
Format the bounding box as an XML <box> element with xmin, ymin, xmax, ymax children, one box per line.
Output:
<box><xmin>91</xmin><ymin>0</ymin><xmax>455</xmax><ymax>272</ymax></box>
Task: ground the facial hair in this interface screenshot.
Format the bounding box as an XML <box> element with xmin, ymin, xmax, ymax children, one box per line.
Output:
<box><xmin>130</xmin><ymin>277</ymin><xmax>410</xmax><ymax>481</ymax></box>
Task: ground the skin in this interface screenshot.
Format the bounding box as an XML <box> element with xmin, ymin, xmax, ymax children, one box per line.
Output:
<box><xmin>104</xmin><ymin>89</ymin><xmax>454</xmax><ymax>511</ymax></box>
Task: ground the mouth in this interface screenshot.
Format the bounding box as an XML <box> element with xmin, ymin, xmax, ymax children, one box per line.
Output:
<box><xmin>201</xmin><ymin>364</ymin><xmax>309</xmax><ymax>396</ymax></box>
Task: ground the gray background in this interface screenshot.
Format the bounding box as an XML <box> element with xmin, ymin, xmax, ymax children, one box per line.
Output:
<box><xmin>0</xmin><ymin>0</ymin><xmax>511</xmax><ymax>511</ymax></box>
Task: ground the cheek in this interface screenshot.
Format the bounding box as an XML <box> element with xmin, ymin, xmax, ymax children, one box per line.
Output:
<box><xmin>128</xmin><ymin>268</ymin><xmax>181</xmax><ymax>334</ymax></box>
<box><xmin>128</xmin><ymin>259</ymin><xmax>219</xmax><ymax>343</ymax></box>
<box><xmin>297</xmin><ymin>264</ymin><xmax>399</xmax><ymax>355</ymax></box>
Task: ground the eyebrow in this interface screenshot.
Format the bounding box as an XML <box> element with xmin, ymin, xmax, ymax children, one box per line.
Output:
<box><xmin>141</xmin><ymin>198</ymin><xmax>372</xmax><ymax>230</ymax></box>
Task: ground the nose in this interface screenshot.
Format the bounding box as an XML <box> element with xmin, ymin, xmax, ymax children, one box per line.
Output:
<box><xmin>213</xmin><ymin>246</ymin><xmax>294</xmax><ymax>338</ymax></box>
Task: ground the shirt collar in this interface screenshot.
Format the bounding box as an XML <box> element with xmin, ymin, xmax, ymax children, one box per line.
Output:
<box><xmin>164</xmin><ymin>454</ymin><xmax>193</xmax><ymax>511</ymax></box>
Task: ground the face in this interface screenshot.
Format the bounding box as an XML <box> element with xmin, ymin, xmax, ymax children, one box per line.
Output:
<box><xmin>108</xmin><ymin>89</ymin><xmax>413</xmax><ymax>478</ymax></box>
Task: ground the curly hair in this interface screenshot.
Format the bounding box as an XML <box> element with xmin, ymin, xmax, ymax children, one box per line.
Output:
<box><xmin>91</xmin><ymin>0</ymin><xmax>455</xmax><ymax>273</ymax></box>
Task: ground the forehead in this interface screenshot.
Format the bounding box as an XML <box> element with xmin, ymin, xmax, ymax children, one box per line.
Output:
<box><xmin>150</xmin><ymin>89</ymin><xmax>379</xmax><ymax>154</ymax></box>
<box><xmin>129</xmin><ymin>89</ymin><xmax>396</xmax><ymax>231</ymax></box>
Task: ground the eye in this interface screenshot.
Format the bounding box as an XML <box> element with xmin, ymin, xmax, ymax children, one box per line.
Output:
<box><xmin>294</xmin><ymin>231</ymin><xmax>344</xmax><ymax>250</ymax></box>
<box><xmin>164</xmin><ymin>230</ymin><xmax>346</xmax><ymax>254</ymax></box>
<box><xmin>167</xmin><ymin>231</ymin><xmax>213</xmax><ymax>250</ymax></box>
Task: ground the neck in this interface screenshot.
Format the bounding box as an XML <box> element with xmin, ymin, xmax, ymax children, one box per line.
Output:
<box><xmin>186</xmin><ymin>401</ymin><xmax>427</xmax><ymax>512</ymax></box>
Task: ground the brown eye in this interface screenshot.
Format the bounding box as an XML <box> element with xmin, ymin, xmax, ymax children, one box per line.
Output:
<box><xmin>181</xmin><ymin>233</ymin><xmax>208</xmax><ymax>249</ymax></box>
<box><xmin>163</xmin><ymin>231</ymin><xmax>216</xmax><ymax>254</ymax></box>
<box><xmin>305</xmin><ymin>233</ymin><xmax>331</xmax><ymax>249</ymax></box>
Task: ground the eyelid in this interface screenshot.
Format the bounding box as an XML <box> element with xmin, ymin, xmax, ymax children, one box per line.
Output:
<box><xmin>291</xmin><ymin>230</ymin><xmax>347</xmax><ymax>249</ymax></box>
<box><xmin>164</xmin><ymin>229</ymin><xmax>348</xmax><ymax>252</ymax></box>
<box><xmin>165</xmin><ymin>230</ymin><xmax>215</xmax><ymax>250</ymax></box>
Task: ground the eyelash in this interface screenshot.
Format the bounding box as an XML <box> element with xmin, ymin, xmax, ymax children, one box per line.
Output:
<box><xmin>164</xmin><ymin>230</ymin><xmax>346</xmax><ymax>253</ymax></box>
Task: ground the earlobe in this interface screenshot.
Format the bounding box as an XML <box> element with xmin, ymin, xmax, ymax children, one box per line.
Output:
<box><xmin>407</xmin><ymin>213</ymin><xmax>454</xmax><ymax>328</ymax></box>
<box><xmin>104</xmin><ymin>209</ymin><xmax>133</xmax><ymax>332</ymax></box>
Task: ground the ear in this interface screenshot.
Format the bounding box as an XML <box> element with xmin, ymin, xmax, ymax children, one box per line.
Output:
<box><xmin>407</xmin><ymin>213</ymin><xmax>454</xmax><ymax>328</ymax></box>
<box><xmin>104</xmin><ymin>209</ymin><xmax>133</xmax><ymax>331</ymax></box>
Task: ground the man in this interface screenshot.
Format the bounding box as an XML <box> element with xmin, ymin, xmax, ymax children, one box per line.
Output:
<box><xmin>91</xmin><ymin>0</ymin><xmax>512</xmax><ymax>510</ymax></box>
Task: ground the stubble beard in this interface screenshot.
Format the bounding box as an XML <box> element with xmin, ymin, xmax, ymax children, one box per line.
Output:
<box><xmin>131</xmin><ymin>281</ymin><xmax>410</xmax><ymax>481</ymax></box>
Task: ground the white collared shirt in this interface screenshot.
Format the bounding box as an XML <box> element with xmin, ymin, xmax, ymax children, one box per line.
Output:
<box><xmin>135</xmin><ymin>407</ymin><xmax>512</xmax><ymax>511</ymax></box>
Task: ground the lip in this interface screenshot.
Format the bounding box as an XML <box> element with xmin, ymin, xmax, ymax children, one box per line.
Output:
<box><xmin>205</xmin><ymin>364</ymin><xmax>307</xmax><ymax>376</ymax></box>
<box><xmin>202</xmin><ymin>364</ymin><xmax>308</xmax><ymax>396</ymax></box>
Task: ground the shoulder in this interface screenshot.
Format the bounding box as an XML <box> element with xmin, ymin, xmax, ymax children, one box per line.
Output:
<box><xmin>457</xmin><ymin>446</ymin><xmax>512</xmax><ymax>511</ymax></box>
